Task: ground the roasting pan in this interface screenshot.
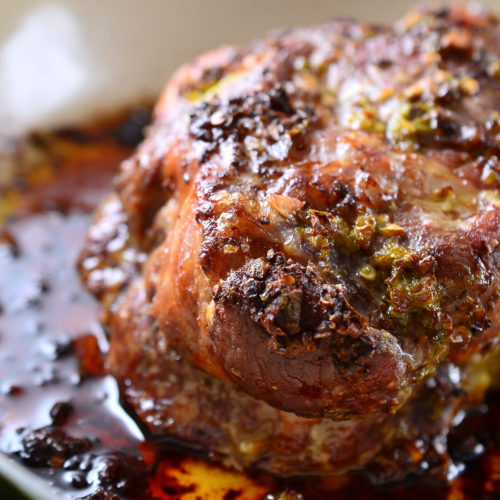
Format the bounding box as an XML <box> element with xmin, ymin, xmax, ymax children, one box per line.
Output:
<box><xmin>1</xmin><ymin>1</ymin><xmax>499</xmax><ymax>498</ymax></box>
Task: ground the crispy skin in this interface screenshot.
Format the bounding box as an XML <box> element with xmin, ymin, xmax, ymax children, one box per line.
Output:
<box><xmin>79</xmin><ymin>0</ymin><xmax>500</xmax><ymax>467</ymax></box>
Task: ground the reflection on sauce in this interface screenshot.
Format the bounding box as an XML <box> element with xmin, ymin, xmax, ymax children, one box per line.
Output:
<box><xmin>1</xmin><ymin>108</ymin><xmax>500</xmax><ymax>499</ymax></box>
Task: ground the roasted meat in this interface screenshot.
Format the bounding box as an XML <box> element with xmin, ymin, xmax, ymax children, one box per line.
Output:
<box><xmin>79</xmin><ymin>3</ymin><xmax>500</xmax><ymax>478</ymax></box>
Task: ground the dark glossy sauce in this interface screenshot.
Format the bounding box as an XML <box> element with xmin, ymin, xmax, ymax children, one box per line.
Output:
<box><xmin>1</xmin><ymin>109</ymin><xmax>500</xmax><ymax>499</ymax></box>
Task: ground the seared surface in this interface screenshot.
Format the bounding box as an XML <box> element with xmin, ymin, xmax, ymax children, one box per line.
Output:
<box><xmin>79</xmin><ymin>3</ymin><xmax>500</xmax><ymax>476</ymax></box>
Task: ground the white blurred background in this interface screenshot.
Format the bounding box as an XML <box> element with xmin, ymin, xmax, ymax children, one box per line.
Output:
<box><xmin>0</xmin><ymin>0</ymin><xmax>497</xmax><ymax>133</ymax></box>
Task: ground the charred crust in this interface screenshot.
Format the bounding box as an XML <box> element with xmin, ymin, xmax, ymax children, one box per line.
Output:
<box><xmin>214</xmin><ymin>249</ymin><xmax>379</xmax><ymax>367</ymax></box>
<box><xmin>189</xmin><ymin>83</ymin><xmax>316</xmax><ymax>168</ymax></box>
